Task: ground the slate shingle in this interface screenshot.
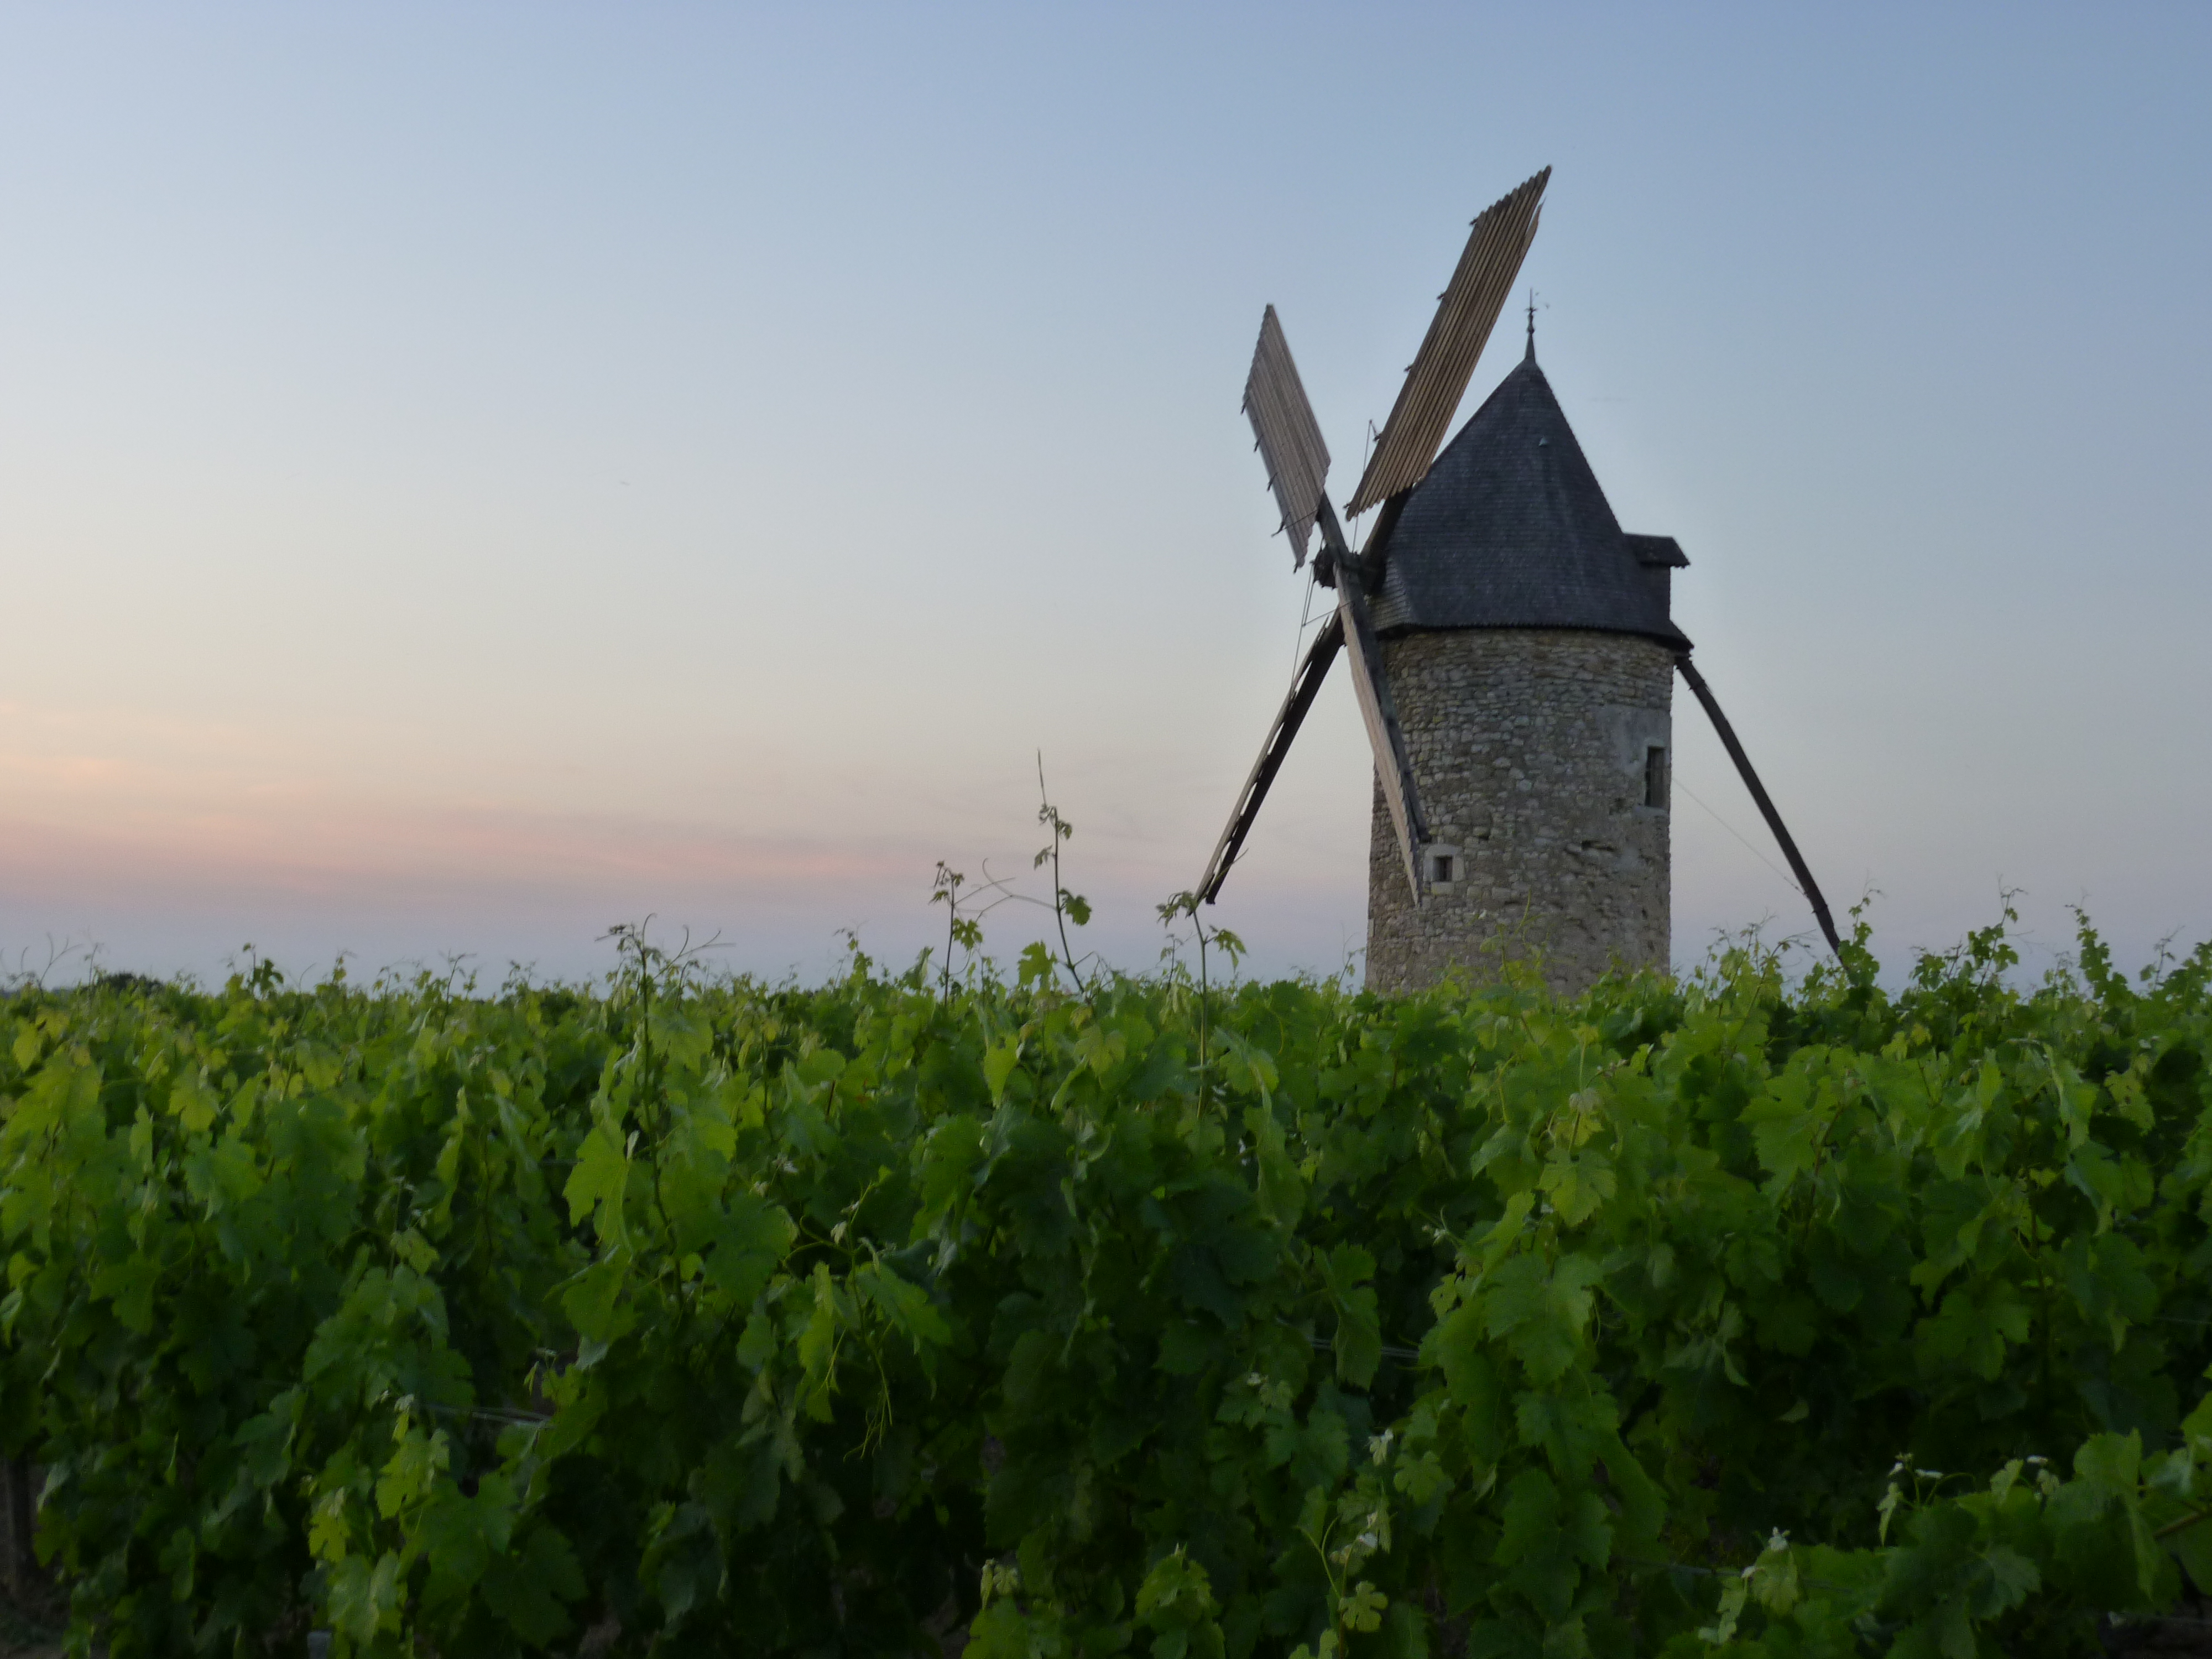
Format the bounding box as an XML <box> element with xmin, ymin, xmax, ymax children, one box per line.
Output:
<box><xmin>1366</xmin><ymin>345</ymin><xmax>1692</xmax><ymax>650</ymax></box>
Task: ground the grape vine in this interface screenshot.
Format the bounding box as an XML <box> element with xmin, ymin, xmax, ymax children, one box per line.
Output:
<box><xmin>3</xmin><ymin>912</ymin><xmax>2211</xmax><ymax>1656</ymax></box>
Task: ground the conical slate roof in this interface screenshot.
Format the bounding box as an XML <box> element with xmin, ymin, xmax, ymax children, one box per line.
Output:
<box><xmin>1366</xmin><ymin>341</ymin><xmax>1691</xmax><ymax>650</ymax></box>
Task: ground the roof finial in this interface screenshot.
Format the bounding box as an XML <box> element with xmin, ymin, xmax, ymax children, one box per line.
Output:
<box><xmin>1525</xmin><ymin>288</ymin><xmax>1538</xmax><ymax>362</ymax></box>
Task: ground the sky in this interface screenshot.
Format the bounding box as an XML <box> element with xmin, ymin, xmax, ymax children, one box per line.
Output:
<box><xmin>2</xmin><ymin>3</ymin><xmax>2208</xmax><ymax>989</ymax></box>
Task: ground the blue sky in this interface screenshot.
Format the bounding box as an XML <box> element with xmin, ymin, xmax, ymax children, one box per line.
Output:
<box><xmin>3</xmin><ymin>4</ymin><xmax>2208</xmax><ymax>986</ymax></box>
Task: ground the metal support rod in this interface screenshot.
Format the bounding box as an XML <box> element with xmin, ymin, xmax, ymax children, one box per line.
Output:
<box><xmin>1674</xmin><ymin>653</ymin><xmax>1843</xmax><ymax>959</ymax></box>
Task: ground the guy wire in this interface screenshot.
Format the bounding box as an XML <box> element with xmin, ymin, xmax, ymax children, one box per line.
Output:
<box><xmin>1677</xmin><ymin>777</ymin><xmax>1803</xmax><ymax>896</ymax></box>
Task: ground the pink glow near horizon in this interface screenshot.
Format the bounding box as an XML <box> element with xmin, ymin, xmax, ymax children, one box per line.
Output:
<box><xmin>4</xmin><ymin>8</ymin><xmax>2209</xmax><ymax>986</ymax></box>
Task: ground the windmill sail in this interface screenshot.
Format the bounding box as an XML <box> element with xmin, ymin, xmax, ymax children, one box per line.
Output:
<box><xmin>1305</xmin><ymin>497</ymin><xmax>1429</xmax><ymax>904</ymax></box>
<box><xmin>1205</xmin><ymin>180</ymin><xmax>1542</xmax><ymax>908</ymax></box>
<box><xmin>1334</xmin><ymin>553</ymin><xmax>1428</xmax><ymax>904</ymax></box>
<box><xmin>1196</xmin><ymin>614</ymin><xmax>1345</xmax><ymax>902</ymax></box>
<box><xmin>1242</xmin><ymin>306</ymin><xmax>1332</xmax><ymax>569</ymax></box>
<box><xmin>1347</xmin><ymin>166</ymin><xmax>1550</xmax><ymax>517</ymax></box>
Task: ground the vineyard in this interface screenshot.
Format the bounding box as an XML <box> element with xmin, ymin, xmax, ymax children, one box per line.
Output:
<box><xmin>3</xmin><ymin>915</ymin><xmax>2212</xmax><ymax>1657</ymax></box>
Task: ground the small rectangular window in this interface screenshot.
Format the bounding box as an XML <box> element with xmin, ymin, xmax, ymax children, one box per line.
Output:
<box><xmin>1644</xmin><ymin>745</ymin><xmax>1667</xmax><ymax>809</ymax></box>
<box><xmin>1431</xmin><ymin>853</ymin><xmax>1454</xmax><ymax>883</ymax></box>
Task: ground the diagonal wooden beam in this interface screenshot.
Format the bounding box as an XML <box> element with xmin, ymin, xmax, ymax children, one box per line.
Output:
<box><xmin>1676</xmin><ymin>653</ymin><xmax>1843</xmax><ymax>958</ymax></box>
<box><xmin>1197</xmin><ymin>614</ymin><xmax>1345</xmax><ymax>904</ymax></box>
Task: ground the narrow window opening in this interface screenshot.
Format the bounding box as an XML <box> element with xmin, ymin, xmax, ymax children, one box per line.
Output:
<box><xmin>1644</xmin><ymin>745</ymin><xmax>1667</xmax><ymax>809</ymax></box>
<box><xmin>1431</xmin><ymin>853</ymin><xmax>1455</xmax><ymax>884</ymax></box>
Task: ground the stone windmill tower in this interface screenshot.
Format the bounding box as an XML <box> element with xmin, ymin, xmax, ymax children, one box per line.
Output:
<box><xmin>1193</xmin><ymin>169</ymin><xmax>1839</xmax><ymax>994</ymax></box>
<box><xmin>1358</xmin><ymin>320</ymin><xmax>1689</xmax><ymax>992</ymax></box>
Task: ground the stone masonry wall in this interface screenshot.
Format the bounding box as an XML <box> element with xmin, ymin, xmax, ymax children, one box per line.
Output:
<box><xmin>1366</xmin><ymin>628</ymin><xmax>1674</xmax><ymax>996</ymax></box>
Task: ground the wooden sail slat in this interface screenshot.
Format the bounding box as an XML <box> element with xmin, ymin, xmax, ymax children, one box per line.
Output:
<box><xmin>1317</xmin><ymin>499</ymin><xmax>1428</xmax><ymax>905</ymax></box>
<box><xmin>1347</xmin><ymin>167</ymin><xmax>1549</xmax><ymax>518</ymax></box>
<box><xmin>1241</xmin><ymin>306</ymin><xmax>1332</xmax><ymax>568</ymax></box>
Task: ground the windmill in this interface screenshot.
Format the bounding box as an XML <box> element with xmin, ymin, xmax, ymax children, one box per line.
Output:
<box><xmin>1194</xmin><ymin>168</ymin><xmax>1840</xmax><ymax>992</ymax></box>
